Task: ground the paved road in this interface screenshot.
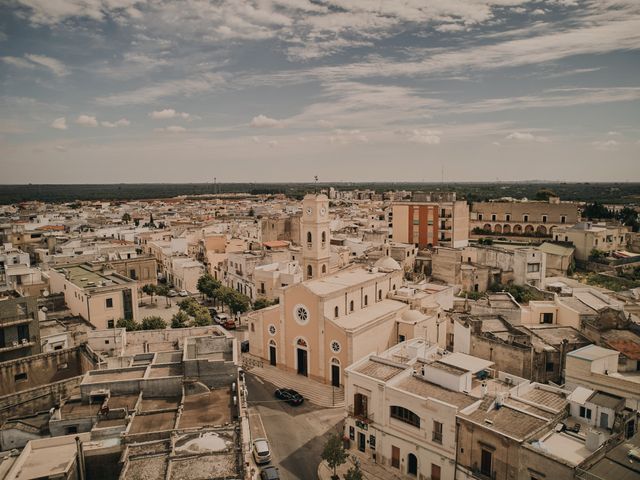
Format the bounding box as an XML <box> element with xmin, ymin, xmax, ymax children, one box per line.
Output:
<box><xmin>246</xmin><ymin>373</ymin><xmax>344</xmax><ymax>480</ymax></box>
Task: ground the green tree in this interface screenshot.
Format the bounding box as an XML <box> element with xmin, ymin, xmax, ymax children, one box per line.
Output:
<box><xmin>534</xmin><ymin>188</ymin><xmax>556</xmax><ymax>201</ymax></box>
<box><xmin>253</xmin><ymin>297</ymin><xmax>273</xmax><ymax>310</ymax></box>
<box><xmin>142</xmin><ymin>283</ymin><xmax>157</xmax><ymax>303</ymax></box>
<box><xmin>191</xmin><ymin>306</ymin><xmax>212</xmax><ymax>327</ymax></box>
<box><xmin>197</xmin><ymin>273</ymin><xmax>221</xmax><ymax>300</ymax></box>
<box><xmin>141</xmin><ymin>316</ymin><xmax>167</xmax><ymax>330</ymax></box>
<box><xmin>344</xmin><ymin>464</ymin><xmax>363</xmax><ymax>480</ymax></box>
<box><xmin>217</xmin><ymin>287</ymin><xmax>250</xmax><ymax>315</ymax></box>
<box><xmin>321</xmin><ymin>433</ymin><xmax>348</xmax><ymax>480</ymax></box>
<box><xmin>121</xmin><ymin>212</ymin><xmax>132</xmax><ymax>224</ymax></box>
<box><xmin>178</xmin><ymin>297</ymin><xmax>200</xmax><ymax>316</ymax></box>
<box><xmin>171</xmin><ymin>311</ymin><xmax>189</xmax><ymax>328</ymax></box>
<box><xmin>155</xmin><ymin>284</ymin><xmax>171</xmax><ymax>306</ymax></box>
<box><xmin>116</xmin><ymin>317</ymin><xmax>140</xmax><ymax>331</ymax></box>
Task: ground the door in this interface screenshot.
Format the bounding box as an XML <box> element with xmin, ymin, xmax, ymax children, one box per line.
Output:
<box><xmin>407</xmin><ymin>453</ymin><xmax>418</xmax><ymax>476</ymax></box>
<box><xmin>358</xmin><ymin>432</ymin><xmax>366</xmax><ymax>452</ymax></box>
<box><xmin>600</xmin><ymin>412</ymin><xmax>609</xmax><ymax>429</ymax></box>
<box><xmin>331</xmin><ymin>364</ymin><xmax>340</xmax><ymax>387</ymax></box>
<box><xmin>269</xmin><ymin>345</ymin><xmax>276</xmax><ymax>366</ymax></box>
<box><xmin>430</xmin><ymin>464</ymin><xmax>441</xmax><ymax>480</ymax></box>
<box><xmin>297</xmin><ymin>348</ymin><xmax>308</xmax><ymax>376</ymax></box>
<box><xmin>480</xmin><ymin>449</ymin><xmax>493</xmax><ymax>477</ymax></box>
<box><xmin>391</xmin><ymin>446</ymin><xmax>400</xmax><ymax>468</ymax></box>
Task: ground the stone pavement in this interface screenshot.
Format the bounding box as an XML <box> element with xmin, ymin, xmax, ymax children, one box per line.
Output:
<box><xmin>317</xmin><ymin>448</ymin><xmax>405</xmax><ymax>480</ymax></box>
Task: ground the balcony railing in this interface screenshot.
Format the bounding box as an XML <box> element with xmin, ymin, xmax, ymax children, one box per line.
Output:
<box><xmin>347</xmin><ymin>406</ymin><xmax>374</xmax><ymax>423</ymax></box>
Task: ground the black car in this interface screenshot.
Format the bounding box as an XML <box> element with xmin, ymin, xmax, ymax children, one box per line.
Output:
<box><xmin>274</xmin><ymin>388</ymin><xmax>304</xmax><ymax>406</ymax></box>
<box><xmin>260</xmin><ymin>466</ymin><xmax>280</xmax><ymax>480</ymax></box>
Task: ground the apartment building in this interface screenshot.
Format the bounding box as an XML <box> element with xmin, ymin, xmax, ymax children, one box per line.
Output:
<box><xmin>470</xmin><ymin>197</ymin><xmax>580</xmax><ymax>237</ymax></box>
<box><xmin>0</xmin><ymin>291</ymin><xmax>40</xmax><ymax>362</ymax></box>
<box><xmin>553</xmin><ymin>222</ymin><xmax>631</xmax><ymax>262</ymax></box>
<box><xmin>48</xmin><ymin>263</ymin><xmax>139</xmax><ymax>329</ymax></box>
<box><xmin>254</xmin><ymin>260</ymin><xmax>303</xmax><ymax>301</ymax></box>
<box><xmin>391</xmin><ymin>192</ymin><xmax>469</xmax><ymax>249</ymax></box>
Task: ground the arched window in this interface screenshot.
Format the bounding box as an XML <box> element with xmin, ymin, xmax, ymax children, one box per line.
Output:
<box><xmin>378</xmin><ymin>290</ymin><xmax>382</xmax><ymax>300</ymax></box>
<box><xmin>307</xmin><ymin>232</ymin><xmax>312</xmax><ymax>244</ymax></box>
<box><xmin>322</xmin><ymin>264</ymin><xmax>327</xmax><ymax>274</ymax></box>
<box><xmin>390</xmin><ymin>405</ymin><xmax>420</xmax><ymax>428</ymax></box>
<box><xmin>364</xmin><ymin>295</ymin><xmax>368</xmax><ymax>306</ymax></box>
<box><xmin>334</xmin><ymin>306</ymin><xmax>339</xmax><ymax>318</ymax></box>
<box><xmin>321</xmin><ymin>231</ymin><xmax>326</xmax><ymax>243</ymax></box>
<box><xmin>349</xmin><ymin>300</ymin><xmax>354</xmax><ymax>312</ymax></box>
<box><xmin>307</xmin><ymin>265</ymin><xmax>313</xmax><ymax>278</ymax></box>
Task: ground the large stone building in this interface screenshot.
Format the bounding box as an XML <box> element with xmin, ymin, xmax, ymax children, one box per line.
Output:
<box><xmin>470</xmin><ymin>197</ymin><xmax>580</xmax><ymax>237</ymax></box>
<box><xmin>553</xmin><ymin>221</ymin><xmax>630</xmax><ymax>262</ymax></box>
<box><xmin>391</xmin><ymin>192</ymin><xmax>469</xmax><ymax>249</ymax></box>
<box><xmin>0</xmin><ymin>291</ymin><xmax>40</xmax><ymax>362</ymax></box>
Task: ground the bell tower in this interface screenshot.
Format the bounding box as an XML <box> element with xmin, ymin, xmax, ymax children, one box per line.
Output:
<box><xmin>301</xmin><ymin>193</ymin><xmax>330</xmax><ymax>280</ymax></box>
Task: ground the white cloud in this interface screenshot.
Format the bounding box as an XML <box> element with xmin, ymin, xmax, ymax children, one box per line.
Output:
<box><xmin>505</xmin><ymin>131</ymin><xmax>549</xmax><ymax>142</ymax></box>
<box><xmin>101</xmin><ymin>118</ymin><xmax>130</xmax><ymax>128</ymax></box>
<box><xmin>149</xmin><ymin>109</ymin><xmax>191</xmax><ymax>120</ymax></box>
<box><xmin>1</xmin><ymin>56</ymin><xmax>36</xmax><ymax>70</ymax></box>
<box><xmin>156</xmin><ymin>125</ymin><xmax>187</xmax><ymax>133</ymax></box>
<box><xmin>24</xmin><ymin>54</ymin><xmax>69</xmax><ymax>76</ymax></box>
<box><xmin>250</xmin><ymin>114</ymin><xmax>282</xmax><ymax>128</ymax></box>
<box><xmin>76</xmin><ymin>115</ymin><xmax>98</xmax><ymax>127</ymax></box>
<box><xmin>607</xmin><ymin>130</ymin><xmax>621</xmax><ymax>136</ymax></box>
<box><xmin>531</xmin><ymin>9</ymin><xmax>546</xmax><ymax>15</ymax></box>
<box><xmin>404</xmin><ymin>129</ymin><xmax>442</xmax><ymax>145</ymax></box>
<box><xmin>592</xmin><ymin>139</ymin><xmax>619</xmax><ymax>151</ymax></box>
<box><xmin>50</xmin><ymin>117</ymin><xmax>67</xmax><ymax>130</ymax></box>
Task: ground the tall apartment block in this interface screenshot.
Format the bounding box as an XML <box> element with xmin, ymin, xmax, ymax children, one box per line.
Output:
<box><xmin>391</xmin><ymin>192</ymin><xmax>469</xmax><ymax>249</ymax></box>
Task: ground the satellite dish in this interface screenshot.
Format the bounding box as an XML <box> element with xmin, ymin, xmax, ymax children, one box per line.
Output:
<box><xmin>43</xmin><ymin>290</ymin><xmax>50</xmax><ymax>297</ymax></box>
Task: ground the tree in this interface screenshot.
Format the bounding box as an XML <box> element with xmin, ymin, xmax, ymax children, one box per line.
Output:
<box><xmin>197</xmin><ymin>273</ymin><xmax>221</xmax><ymax>300</ymax></box>
<box><xmin>116</xmin><ymin>317</ymin><xmax>139</xmax><ymax>331</ymax></box>
<box><xmin>121</xmin><ymin>212</ymin><xmax>132</xmax><ymax>224</ymax></box>
<box><xmin>191</xmin><ymin>306</ymin><xmax>212</xmax><ymax>326</ymax></box>
<box><xmin>344</xmin><ymin>464</ymin><xmax>363</xmax><ymax>480</ymax></box>
<box><xmin>142</xmin><ymin>283</ymin><xmax>157</xmax><ymax>303</ymax></box>
<box><xmin>141</xmin><ymin>316</ymin><xmax>167</xmax><ymax>330</ymax></box>
<box><xmin>321</xmin><ymin>433</ymin><xmax>348</xmax><ymax>480</ymax></box>
<box><xmin>534</xmin><ymin>188</ymin><xmax>556</xmax><ymax>201</ymax></box>
<box><xmin>155</xmin><ymin>284</ymin><xmax>171</xmax><ymax>306</ymax></box>
<box><xmin>178</xmin><ymin>297</ymin><xmax>200</xmax><ymax>316</ymax></box>
<box><xmin>253</xmin><ymin>297</ymin><xmax>273</xmax><ymax>310</ymax></box>
<box><xmin>171</xmin><ymin>311</ymin><xmax>189</xmax><ymax>328</ymax></box>
<box><xmin>222</xmin><ymin>288</ymin><xmax>251</xmax><ymax>315</ymax></box>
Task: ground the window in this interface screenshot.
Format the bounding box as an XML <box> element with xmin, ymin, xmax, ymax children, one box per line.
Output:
<box><xmin>17</xmin><ymin>325</ymin><xmax>29</xmax><ymax>342</ymax></box>
<box><xmin>307</xmin><ymin>232</ymin><xmax>312</xmax><ymax>244</ymax></box>
<box><xmin>129</xmin><ymin>269</ymin><xmax>137</xmax><ymax>280</ymax></box>
<box><xmin>390</xmin><ymin>406</ymin><xmax>420</xmax><ymax>428</ymax></box>
<box><xmin>354</xmin><ymin>393</ymin><xmax>368</xmax><ymax>417</ymax></box>
<box><xmin>432</xmin><ymin>420</ymin><xmax>443</xmax><ymax>443</ymax></box>
<box><xmin>334</xmin><ymin>306</ymin><xmax>339</xmax><ymax>318</ymax></box>
<box><xmin>579</xmin><ymin>406</ymin><xmax>592</xmax><ymax>419</ymax></box>
<box><xmin>542</xmin><ymin>215</ymin><xmax>547</xmax><ymax>223</ymax></box>
<box><xmin>14</xmin><ymin>372</ymin><xmax>27</xmax><ymax>382</ymax></box>
<box><xmin>505</xmin><ymin>214</ymin><xmax>511</xmax><ymax>221</ymax></box>
<box><xmin>413</xmin><ymin>219</ymin><xmax>419</xmax><ymax>225</ymax></box>
<box><xmin>364</xmin><ymin>295</ymin><xmax>368</xmax><ymax>306</ymax></box>
<box><xmin>545</xmin><ymin>362</ymin><xmax>554</xmax><ymax>372</ymax></box>
<box><xmin>561</xmin><ymin>215</ymin><xmax>566</xmax><ymax>224</ymax></box>
<box><xmin>541</xmin><ymin>313</ymin><xmax>553</xmax><ymax>324</ymax></box>
<box><xmin>106</xmin><ymin>298</ymin><xmax>113</xmax><ymax>308</ymax></box>
<box><xmin>321</xmin><ymin>231</ymin><xmax>326</xmax><ymax>244</ymax></box>
<box><xmin>322</xmin><ymin>264</ymin><xmax>327</xmax><ymax>274</ymax></box>
<box><xmin>391</xmin><ymin>446</ymin><xmax>400</xmax><ymax>468</ymax></box>
<box><xmin>527</xmin><ymin>263</ymin><xmax>540</xmax><ymax>273</ymax></box>
<box><xmin>399</xmin><ymin>334</ymin><xmax>406</xmax><ymax>342</ymax></box>
<box><xmin>378</xmin><ymin>290</ymin><xmax>382</xmax><ymax>300</ymax></box>
<box><xmin>478</xmin><ymin>214</ymin><xmax>483</xmax><ymax>221</ymax></box>
<box><xmin>523</xmin><ymin>214</ymin><xmax>529</xmax><ymax>222</ymax></box>
<box><xmin>349</xmin><ymin>300</ymin><xmax>354</xmax><ymax>312</ymax></box>
<box><xmin>107</xmin><ymin>319</ymin><xmax>115</xmax><ymax>329</ymax></box>
<box><xmin>307</xmin><ymin>265</ymin><xmax>313</xmax><ymax>278</ymax></box>
<box><xmin>491</xmin><ymin>214</ymin><xmax>496</xmax><ymax>221</ymax></box>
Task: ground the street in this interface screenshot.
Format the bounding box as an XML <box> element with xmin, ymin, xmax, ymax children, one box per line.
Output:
<box><xmin>245</xmin><ymin>373</ymin><xmax>345</xmax><ymax>480</ymax></box>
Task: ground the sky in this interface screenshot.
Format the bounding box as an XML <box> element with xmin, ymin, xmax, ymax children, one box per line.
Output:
<box><xmin>0</xmin><ymin>0</ymin><xmax>639</xmax><ymax>183</ymax></box>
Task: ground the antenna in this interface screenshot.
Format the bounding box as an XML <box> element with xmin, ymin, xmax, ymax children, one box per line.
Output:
<box><xmin>314</xmin><ymin>175</ymin><xmax>319</xmax><ymax>193</ymax></box>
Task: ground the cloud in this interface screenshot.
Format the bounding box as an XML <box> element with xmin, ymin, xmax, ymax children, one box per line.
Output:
<box><xmin>76</xmin><ymin>115</ymin><xmax>98</xmax><ymax>127</ymax></box>
<box><xmin>592</xmin><ymin>139</ymin><xmax>619</xmax><ymax>151</ymax></box>
<box><xmin>250</xmin><ymin>114</ymin><xmax>282</xmax><ymax>128</ymax></box>
<box><xmin>268</xmin><ymin>140</ymin><xmax>279</xmax><ymax>148</ymax></box>
<box><xmin>24</xmin><ymin>54</ymin><xmax>69</xmax><ymax>76</ymax></box>
<box><xmin>505</xmin><ymin>131</ymin><xmax>549</xmax><ymax>142</ymax></box>
<box><xmin>2</xmin><ymin>54</ymin><xmax>69</xmax><ymax>76</ymax></box>
<box><xmin>149</xmin><ymin>109</ymin><xmax>191</xmax><ymax>120</ymax></box>
<box><xmin>55</xmin><ymin>145</ymin><xmax>67</xmax><ymax>152</ymax></box>
<box><xmin>156</xmin><ymin>125</ymin><xmax>187</xmax><ymax>133</ymax></box>
<box><xmin>101</xmin><ymin>118</ymin><xmax>130</xmax><ymax>128</ymax></box>
<box><xmin>50</xmin><ymin>117</ymin><xmax>67</xmax><ymax>130</ymax></box>
<box><xmin>403</xmin><ymin>129</ymin><xmax>442</xmax><ymax>145</ymax></box>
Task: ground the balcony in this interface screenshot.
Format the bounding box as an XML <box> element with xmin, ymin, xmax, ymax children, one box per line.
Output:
<box><xmin>347</xmin><ymin>405</ymin><xmax>374</xmax><ymax>424</ymax></box>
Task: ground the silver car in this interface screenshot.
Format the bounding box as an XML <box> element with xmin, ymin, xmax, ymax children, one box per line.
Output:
<box><xmin>252</xmin><ymin>438</ymin><xmax>272</xmax><ymax>465</ymax></box>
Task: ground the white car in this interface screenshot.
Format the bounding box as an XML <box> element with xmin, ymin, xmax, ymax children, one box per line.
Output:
<box><xmin>178</xmin><ymin>290</ymin><xmax>189</xmax><ymax>297</ymax></box>
<box><xmin>252</xmin><ymin>438</ymin><xmax>272</xmax><ymax>465</ymax></box>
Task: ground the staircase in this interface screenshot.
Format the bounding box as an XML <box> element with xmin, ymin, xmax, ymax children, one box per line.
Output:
<box><xmin>243</xmin><ymin>355</ymin><xmax>345</xmax><ymax>408</ymax></box>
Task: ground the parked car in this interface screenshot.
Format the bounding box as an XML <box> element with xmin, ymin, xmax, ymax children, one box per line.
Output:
<box><xmin>214</xmin><ymin>313</ymin><xmax>229</xmax><ymax>324</ymax></box>
<box><xmin>222</xmin><ymin>319</ymin><xmax>237</xmax><ymax>330</ymax></box>
<box><xmin>274</xmin><ymin>388</ymin><xmax>304</xmax><ymax>406</ymax></box>
<box><xmin>168</xmin><ymin>289</ymin><xmax>178</xmax><ymax>297</ymax></box>
<box><xmin>260</xmin><ymin>466</ymin><xmax>280</xmax><ymax>480</ymax></box>
<box><xmin>208</xmin><ymin>307</ymin><xmax>218</xmax><ymax>316</ymax></box>
<box><xmin>178</xmin><ymin>290</ymin><xmax>189</xmax><ymax>297</ymax></box>
<box><xmin>252</xmin><ymin>438</ymin><xmax>272</xmax><ymax>465</ymax></box>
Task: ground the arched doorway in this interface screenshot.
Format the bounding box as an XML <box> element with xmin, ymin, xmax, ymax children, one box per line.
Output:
<box><xmin>525</xmin><ymin>225</ymin><xmax>534</xmax><ymax>234</ymax></box>
<box><xmin>536</xmin><ymin>225</ymin><xmax>547</xmax><ymax>235</ymax></box>
<box><xmin>503</xmin><ymin>224</ymin><xmax>511</xmax><ymax>234</ymax></box>
<box><xmin>494</xmin><ymin>224</ymin><xmax>502</xmax><ymax>233</ymax></box>
<box><xmin>295</xmin><ymin>337</ymin><xmax>308</xmax><ymax>377</ymax></box>
<box><xmin>407</xmin><ymin>453</ymin><xmax>418</xmax><ymax>476</ymax></box>
<box><xmin>513</xmin><ymin>224</ymin><xmax>522</xmax><ymax>234</ymax></box>
<box><xmin>330</xmin><ymin>358</ymin><xmax>340</xmax><ymax>387</ymax></box>
<box><xmin>268</xmin><ymin>339</ymin><xmax>277</xmax><ymax>366</ymax></box>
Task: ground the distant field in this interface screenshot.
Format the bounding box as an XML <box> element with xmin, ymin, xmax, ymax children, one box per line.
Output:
<box><xmin>0</xmin><ymin>182</ymin><xmax>639</xmax><ymax>205</ymax></box>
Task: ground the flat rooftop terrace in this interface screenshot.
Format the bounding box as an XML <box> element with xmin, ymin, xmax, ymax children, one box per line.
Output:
<box><xmin>178</xmin><ymin>391</ymin><xmax>231</xmax><ymax>429</ymax></box>
<box><xmin>83</xmin><ymin>368</ymin><xmax>146</xmax><ymax>384</ymax></box>
<box><xmin>534</xmin><ymin>431</ymin><xmax>592</xmax><ymax>465</ymax></box>
<box><xmin>129</xmin><ymin>411</ymin><xmax>176</xmax><ymax>434</ymax></box>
